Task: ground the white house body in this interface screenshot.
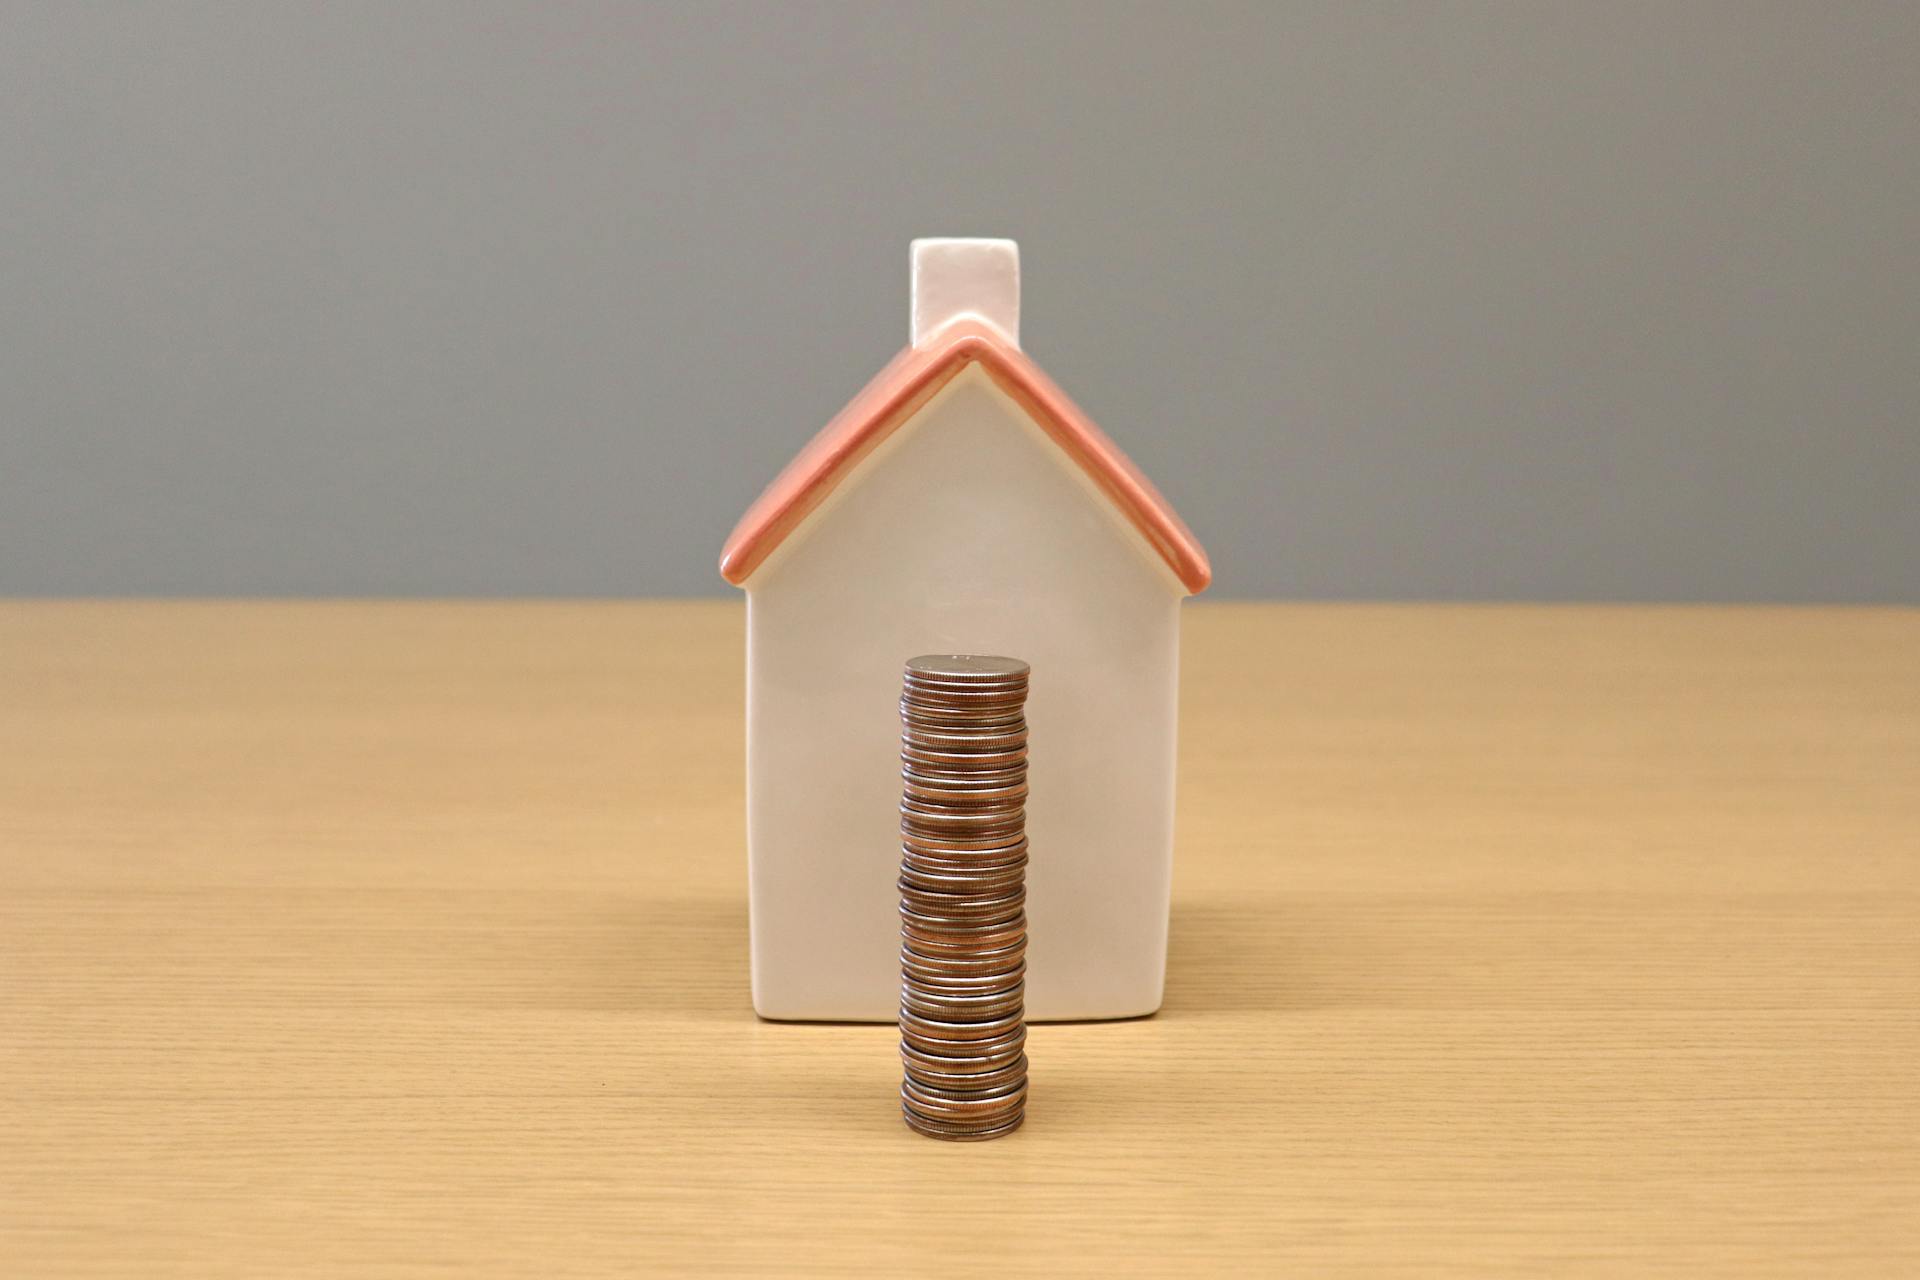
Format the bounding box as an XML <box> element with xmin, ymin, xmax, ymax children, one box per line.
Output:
<box><xmin>721</xmin><ymin>240</ymin><xmax>1210</xmax><ymax>1021</ymax></box>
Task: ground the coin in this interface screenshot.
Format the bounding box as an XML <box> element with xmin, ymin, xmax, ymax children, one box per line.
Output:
<box><xmin>901</xmin><ymin>1076</ymin><xmax>1028</xmax><ymax>1120</ymax></box>
<box><xmin>902</xmin><ymin>926</ymin><xmax>1028</xmax><ymax>959</ymax></box>
<box><xmin>898</xmin><ymin>1020</ymin><xmax>1027</xmax><ymax>1059</ymax></box>
<box><xmin>900</xmin><ymin>842</ymin><xmax>1029</xmax><ymax>870</ymax></box>
<box><xmin>897</xmin><ymin>656</ymin><xmax>1034</xmax><ymax>1140</ymax></box>
<box><xmin>901</xmin><ymin>1108</ymin><xmax>1026</xmax><ymax>1141</ymax></box>
<box><xmin>900</xmin><ymin>985</ymin><xmax>1026</xmax><ymax>1022</ymax></box>
<box><xmin>905</xmin><ymin>654</ymin><xmax>1030</xmax><ymax>681</ymax></box>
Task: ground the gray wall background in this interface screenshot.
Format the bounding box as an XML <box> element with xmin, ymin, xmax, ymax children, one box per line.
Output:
<box><xmin>4</xmin><ymin>2</ymin><xmax>1916</xmax><ymax>600</ymax></box>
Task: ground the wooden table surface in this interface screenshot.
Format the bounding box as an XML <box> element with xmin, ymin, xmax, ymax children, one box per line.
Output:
<box><xmin>3</xmin><ymin>601</ymin><xmax>1916</xmax><ymax>1276</ymax></box>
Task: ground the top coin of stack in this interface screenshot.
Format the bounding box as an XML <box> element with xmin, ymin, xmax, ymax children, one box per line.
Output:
<box><xmin>897</xmin><ymin>654</ymin><xmax>1032</xmax><ymax>1141</ymax></box>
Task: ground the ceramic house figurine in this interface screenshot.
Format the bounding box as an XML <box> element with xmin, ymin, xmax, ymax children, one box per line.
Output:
<box><xmin>719</xmin><ymin>238</ymin><xmax>1211</xmax><ymax>1021</ymax></box>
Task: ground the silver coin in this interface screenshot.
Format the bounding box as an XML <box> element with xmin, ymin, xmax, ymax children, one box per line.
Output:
<box><xmin>903</xmin><ymin>1103</ymin><xmax>1026</xmax><ymax>1133</ymax></box>
<box><xmin>901</xmin><ymin>675</ymin><xmax>1030</xmax><ymax>697</ymax></box>
<box><xmin>900</xmin><ymin>742</ymin><xmax>1029</xmax><ymax>766</ymax></box>
<box><xmin>902</xmin><ymin>933</ymin><xmax>1026</xmax><ymax>960</ymax></box>
<box><xmin>904</xmin><ymin>654</ymin><xmax>1030</xmax><ymax>682</ymax></box>
<box><xmin>898</xmin><ymin>897</ymin><xmax>1026</xmax><ymax>923</ymax></box>
<box><xmin>896</xmin><ymin>875</ymin><xmax>1024</xmax><ymax>902</ymax></box>
<box><xmin>897</xmin><ymin>1021</ymin><xmax>1025</xmax><ymax>1054</ymax></box>
<box><xmin>900</xmin><ymin>798</ymin><xmax>1027</xmax><ymax>822</ymax></box>
<box><xmin>900</xmin><ymin>930</ymin><xmax>1027</xmax><ymax>960</ymax></box>
<box><xmin>900</xmin><ymin>978</ymin><xmax>1023</xmax><ymax>1007</ymax></box>
<box><xmin>903</xmin><ymin>717</ymin><xmax>1028</xmax><ymax>737</ymax></box>
<box><xmin>902</xmin><ymin>929</ymin><xmax>1028</xmax><ymax>961</ymax></box>
<box><xmin>898</xmin><ymin>840</ymin><xmax>1030</xmax><ymax>864</ymax></box>
<box><xmin>902</xmin><ymin>1037</ymin><xmax>1027</xmax><ymax>1073</ymax></box>
<box><xmin>900</xmin><ymin>959</ymin><xmax>1026</xmax><ymax>992</ymax></box>
<box><xmin>899</xmin><ymin>858</ymin><xmax>1027</xmax><ymax>886</ymax></box>
<box><xmin>899</xmin><ymin>985</ymin><xmax>1025</xmax><ymax>1019</ymax></box>
<box><xmin>902</xmin><ymin>1070</ymin><xmax>1028</xmax><ymax>1105</ymax></box>
<box><xmin>897</xmin><ymin>897</ymin><xmax>1026</xmax><ymax>923</ymax></box>
<box><xmin>901</xmin><ymin>1056</ymin><xmax>1026</xmax><ymax>1091</ymax></box>
<box><xmin>900</xmin><ymin>965</ymin><xmax>1025</xmax><ymax>994</ymax></box>
<box><xmin>899</xmin><ymin>839</ymin><xmax>1029</xmax><ymax>868</ymax></box>
<box><xmin>901</xmin><ymin>1095</ymin><xmax>1026</xmax><ymax>1130</ymax></box>
<box><xmin>899</xmin><ymin>1020</ymin><xmax>1027</xmax><ymax>1058</ymax></box>
<box><xmin>896</xmin><ymin>888</ymin><xmax>1026</xmax><ymax>920</ymax></box>
<box><xmin>899</xmin><ymin>856</ymin><xmax>1029</xmax><ymax>882</ymax></box>
<box><xmin>900</xmin><ymin>681</ymin><xmax>1029</xmax><ymax>703</ymax></box>
<box><xmin>902</xmin><ymin>1076</ymin><xmax>1028</xmax><ymax>1114</ymax></box>
<box><xmin>900</xmin><ymin>827</ymin><xmax>1034</xmax><ymax>853</ymax></box>
<box><xmin>901</xmin><ymin>761</ymin><xmax>1029</xmax><ymax>781</ymax></box>
<box><xmin>902</xmin><ymin>936</ymin><xmax>1026</xmax><ymax>968</ymax></box>
<box><xmin>903</xmin><ymin>1042</ymin><xmax>1028</xmax><ymax>1079</ymax></box>
<box><xmin>901</xmin><ymin>1094</ymin><xmax>1026</xmax><ymax>1129</ymax></box>
<box><xmin>900</xmin><ymin>737</ymin><xmax>1029</xmax><ymax>762</ymax></box>
<box><xmin>898</xmin><ymin>902</ymin><xmax>1025</xmax><ymax>930</ymax></box>
<box><xmin>901</xmin><ymin>801</ymin><xmax>1026</xmax><ymax>827</ymax></box>
<box><xmin>901</xmin><ymin>688</ymin><xmax>1030</xmax><ymax>707</ymax></box>
<box><xmin>901</xmin><ymin>1108</ymin><xmax>1025</xmax><ymax>1141</ymax></box>
<box><xmin>905</xmin><ymin>1059</ymin><xmax>1027</xmax><ymax>1097</ymax></box>
<box><xmin>899</xmin><ymin>869</ymin><xmax>1028</xmax><ymax>899</ymax></box>
<box><xmin>895</xmin><ymin>871</ymin><xmax>1026</xmax><ymax>897</ymax></box>
<box><xmin>901</xmin><ymin>784</ymin><xmax>1030</xmax><ymax>811</ymax></box>
<box><xmin>901</xmin><ymin>767</ymin><xmax>1030</xmax><ymax>786</ymax></box>
<box><xmin>902</xmin><ymin>979</ymin><xmax>1023</xmax><ymax>1004</ymax></box>
<box><xmin>901</xmin><ymin>935</ymin><xmax>1026</xmax><ymax>963</ymax></box>
<box><xmin>899</xmin><ymin>1005</ymin><xmax>1024</xmax><ymax>1040</ymax></box>
<box><xmin>902</xmin><ymin>758</ymin><xmax>1028</xmax><ymax>779</ymax></box>
<box><xmin>901</xmin><ymin>694</ymin><xmax>1026</xmax><ymax>711</ymax></box>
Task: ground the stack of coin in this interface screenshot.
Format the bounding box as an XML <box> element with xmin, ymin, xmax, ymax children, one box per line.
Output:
<box><xmin>897</xmin><ymin>654</ymin><xmax>1031</xmax><ymax>1141</ymax></box>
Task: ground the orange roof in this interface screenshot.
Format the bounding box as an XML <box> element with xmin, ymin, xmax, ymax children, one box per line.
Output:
<box><xmin>718</xmin><ymin>320</ymin><xmax>1212</xmax><ymax>594</ymax></box>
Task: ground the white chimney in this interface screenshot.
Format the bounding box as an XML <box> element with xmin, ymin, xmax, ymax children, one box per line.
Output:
<box><xmin>910</xmin><ymin>238</ymin><xmax>1020</xmax><ymax>349</ymax></box>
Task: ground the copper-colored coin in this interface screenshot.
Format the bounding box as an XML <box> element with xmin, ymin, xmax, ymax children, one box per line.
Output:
<box><xmin>902</xmin><ymin>867</ymin><xmax>1036</xmax><ymax>898</ymax></box>
<box><xmin>900</xmin><ymin>1005</ymin><xmax>1024</xmax><ymax>1041</ymax></box>
<box><xmin>901</xmin><ymin>783</ymin><xmax>1030</xmax><ymax>811</ymax></box>
<box><xmin>901</xmin><ymin>1034</ymin><xmax>1026</xmax><ymax>1072</ymax></box>
<box><xmin>900</xmin><ymin>827</ymin><xmax>1034</xmax><ymax>853</ymax></box>
<box><xmin>899</xmin><ymin>1020</ymin><xmax>1027</xmax><ymax>1059</ymax></box>
<box><xmin>896</xmin><ymin>886</ymin><xmax>1026</xmax><ymax>921</ymax></box>
<box><xmin>899</xmin><ymin>839</ymin><xmax>1029</xmax><ymax>869</ymax></box>
<box><xmin>904</xmin><ymin>1053</ymin><xmax>1028</xmax><ymax>1095</ymax></box>
<box><xmin>901</xmin><ymin>681</ymin><xmax>1029</xmax><ymax>703</ymax></box>
<box><xmin>898</xmin><ymin>900</ymin><xmax>1024</xmax><ymax>930</ymax></box>
<box><xmin>901</xmin><ymin>807</ymin><xmax>1027</xmax><ymax>835</ymax></box>
<box><xmin>900</xmin><ymin>984</ymin><xmax>1025</xmax><ymax>1022</ymax></box>
<box><xmin>901</xmin><ymin>769</ymin><xmax>1029</xmax><ymax>793</ymax></box>
<box><xmin>902</xmin><ymin>700</ymin><xmax>1029</xmax><ymax>717</ymax></box>
<box><xmin>903</xmin><ymin>935</ymin><xmax>1025</xmax><ymax>968</ymax></box>
<box><xmin>900</xmin><ymin>959</ymin><xmax>1026</xmax><ymax>994</ymax></box>
<box><xmin>899</xmin><ymin>865</ymin><xmax>1028</xmax><ymax>897</ymax></box>
<box><xmin>900</xmin><ymin>932</ymin><xmax>1026</xmax><ymax>962</ymax></box>
<box><xmin>900</xmin><ymin>743</ymin><xmax>1029</xmax><ymax>771</ymax></box>
<box><xmin>902</xmin><ymin>871</ymin><xmax>1036</xmax><ymax>901</ymax></box>
<box><xmin>897</xmin><ymin>1026</ymin><xmax>1025</xmax><ymax>1059</ymax></box>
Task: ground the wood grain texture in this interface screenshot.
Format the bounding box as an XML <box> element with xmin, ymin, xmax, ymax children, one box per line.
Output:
<box><xmin>2</xmin><ymin>601</ymin><xmax>1915</xmax><ymax>1276</ymax></box>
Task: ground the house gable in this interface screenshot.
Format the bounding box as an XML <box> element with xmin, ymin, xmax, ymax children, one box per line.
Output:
<box><xmin>719</xmin><ymin>320</ymin><xmax>1212</xmax><ymax>595</ymax></box>
<box><xmin>746</xmin><ymin>363</ymin><xmax>1187</xmax><ymax>599</ymax></box>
